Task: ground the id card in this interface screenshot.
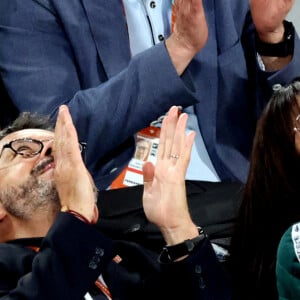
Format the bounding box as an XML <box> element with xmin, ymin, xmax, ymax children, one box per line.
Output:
<box><xmin>110</xmin><ymin>126</ymin><xmax>160</xmax><ymax>189</ymax></box>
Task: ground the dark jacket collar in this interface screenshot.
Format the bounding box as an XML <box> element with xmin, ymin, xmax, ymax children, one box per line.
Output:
<box><xmin>6</xmin><ymin>237</ymin><xmax>43</xmax><ymax>248</ymax></box>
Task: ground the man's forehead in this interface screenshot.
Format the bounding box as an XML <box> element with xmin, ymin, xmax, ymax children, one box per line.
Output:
<box><xmin>0</xmin><ymin>129</ymin><xmax>54</xmax><ymax>145</ymax></box>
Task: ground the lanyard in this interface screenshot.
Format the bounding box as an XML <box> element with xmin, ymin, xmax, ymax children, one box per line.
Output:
<box><xmin>171</xmin><ymin>1</ymin><xmax>176</xmax><ymax>32</ymax></box>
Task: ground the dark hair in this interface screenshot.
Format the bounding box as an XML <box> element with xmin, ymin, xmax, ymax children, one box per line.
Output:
<box><xmin>0</xmin><ymin>112</ymin><xmax>54</xmax><ymax>141</ymax></box>
<box><xmin>230</xmin><ymin>78</ymin><xmax>300</xmax><ymax>300</ymax></box>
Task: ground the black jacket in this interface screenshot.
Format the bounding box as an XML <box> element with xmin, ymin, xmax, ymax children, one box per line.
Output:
<box><xmin>0</xmin><ymin>213</ymin><xmax>231</xmax><ymax>300</ymax></box>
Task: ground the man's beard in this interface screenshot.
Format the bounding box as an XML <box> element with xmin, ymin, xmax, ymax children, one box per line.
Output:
<box><xmin>0</xmin><ymin>175</ymin><xmax>60</xmax><ymax>220</ymax></box>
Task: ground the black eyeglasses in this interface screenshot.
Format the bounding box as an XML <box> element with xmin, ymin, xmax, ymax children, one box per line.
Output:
<box><xmin>0</xmin><ymin>138</ymin><xmax>87</xmax><ymax>162</ymax></box>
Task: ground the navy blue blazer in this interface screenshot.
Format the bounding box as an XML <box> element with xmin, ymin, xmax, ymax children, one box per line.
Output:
<box><xmin>0</xmin><ymin>0</ymin><xmax>300</xmax><ymax>188</ymax></box>
<box><xmin>0</xmin><ymin>213</ymin><xmax>232</xmax><ymax>300</ymax></box>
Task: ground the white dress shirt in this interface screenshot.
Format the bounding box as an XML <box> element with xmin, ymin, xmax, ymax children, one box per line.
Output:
<box><xmin>123</xmin><ymin>0</ymin><xmax>220</xmax><ymax>181</ymax></box>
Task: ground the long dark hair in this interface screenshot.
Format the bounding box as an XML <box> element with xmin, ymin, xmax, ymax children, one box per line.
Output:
<box><xmin>230</xmin><ymin>79</ymin><xmax>300</xmax><ymax>300</ymax></box>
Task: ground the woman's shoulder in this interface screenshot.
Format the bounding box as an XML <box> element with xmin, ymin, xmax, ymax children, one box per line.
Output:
<box><xmin>276</xmin><ymin>222</ymin><xmax>300</xmax><ymax>300</ymax></box>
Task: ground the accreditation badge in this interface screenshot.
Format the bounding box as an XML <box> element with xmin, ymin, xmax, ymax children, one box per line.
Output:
<box><xmin>110</xmin><ymin>125</ymin><xmax>161</xmax><ymax>189</ymax></box>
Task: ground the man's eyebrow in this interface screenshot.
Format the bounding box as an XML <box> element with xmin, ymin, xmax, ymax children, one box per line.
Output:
<box><xmin>6</xmin><ymin>136</ymin><xmax>54</xmax><ymax>141</ymax></box>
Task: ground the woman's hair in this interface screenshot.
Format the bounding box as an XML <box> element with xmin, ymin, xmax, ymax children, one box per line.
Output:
<box><xmin>230</xmin><ymin>78</ymin><xmax>300</xmax><ymax>300</ymax></box>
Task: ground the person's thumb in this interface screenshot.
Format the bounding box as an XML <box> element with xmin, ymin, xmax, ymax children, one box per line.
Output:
<box><xmin>143</xmin><ymin>161</ymin><xmax>155</xmax><ymax>185</ymax></box>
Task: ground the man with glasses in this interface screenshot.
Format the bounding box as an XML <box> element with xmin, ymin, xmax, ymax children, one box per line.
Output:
<box><xmin>0</xmin><ymin>138</ymin><xmax>86</xmax><ymax>161</ymax></box>
<box><xmin>0</xmin><ymin>105</ymin><xmax>231</xmax><ymax>300</ymax></box>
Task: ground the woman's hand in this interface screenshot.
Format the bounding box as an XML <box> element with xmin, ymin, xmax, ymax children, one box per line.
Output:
<box><xmin>142</xmin><ymin>106</ymin><xmax>199</xmax><ymax>245</ymax></box>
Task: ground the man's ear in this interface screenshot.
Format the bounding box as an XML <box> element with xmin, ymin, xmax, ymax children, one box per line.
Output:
<box><xmin>0</xmin><ymin>203</ymin><xmax>7</xmax><ymax>222</ymax></box>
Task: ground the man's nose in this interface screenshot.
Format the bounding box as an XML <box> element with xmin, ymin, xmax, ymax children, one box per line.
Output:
<box><xmin>41</xmin><ymin>139</ymin><xmax>53</xmax><ymax>157</ymax></box>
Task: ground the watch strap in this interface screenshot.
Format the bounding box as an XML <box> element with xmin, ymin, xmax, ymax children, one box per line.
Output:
<box><xmin>159</xmin><ymin>227</ymin><xmax>206</xmax><ymax>263</ymax></box>
<box><xmin>255</xmin><ymin>20</ymin><xmax>294</xmax><ymax>57</ymax></box>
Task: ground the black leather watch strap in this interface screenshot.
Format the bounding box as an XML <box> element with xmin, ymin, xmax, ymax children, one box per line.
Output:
<box><xmin>159</xmin><ymin>227</ymin><xmax>206</xmax><ymax>263</ymax></box>
<box><xmin>255</xmin><ymin>20</ymin><xmax>294</xmax><ymax>57</ymax></box>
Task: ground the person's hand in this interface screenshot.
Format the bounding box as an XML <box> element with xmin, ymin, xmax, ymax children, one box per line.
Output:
<box><xmin>166</xmin><ymin>0</ymin><xmax>208</xmax><ymax>75</ymax></box>
<box><xmin>142</xmin><ymin>106</ymin><xmax>199</xmax><ymax>245</ymax></box>
<box><xmin>250</xmin><ymin>0</ymin><xmax>295</xmax><ymax>43</ymax></box>
<box><xmin>53</xmin><ymin>105</ymin><xmax>98</xmax><ymax>224</ymax></box>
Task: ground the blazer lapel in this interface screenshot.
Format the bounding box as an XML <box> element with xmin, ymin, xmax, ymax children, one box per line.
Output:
<box><xmin>81</xmin><ymin>0</ymin><xmax>131</xmax><ymax>78</ymax></box>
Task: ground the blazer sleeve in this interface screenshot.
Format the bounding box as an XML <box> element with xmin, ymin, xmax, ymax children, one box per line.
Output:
<box><xmin>159</xmin><ymin>238</ymin><xmax>232</xmax><ymax>300</ymax></box>
<box><xmin>258</xmin><ymin>29</ymin><xmax>300</xmax><ymax>109</ymax></box>
<box><xmin>0</xmin><ymin>213</ymin><xmax>114</xmax><ymax>300</ymax></box>
<box><xmin>242</xmin><ymin>13</ymin><xmax>300</xmax><ymax>115</ymax></box>
<box><xmin>0</xmin><ymin>0</ymin><xmax>198</xmax><ymax>180</ymax></box>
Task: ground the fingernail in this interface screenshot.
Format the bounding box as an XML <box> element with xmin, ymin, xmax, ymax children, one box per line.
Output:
<box><xmin>59</xmin><ymin>105</ymin><xmax>67</xmax><ymax>113</ymax></box>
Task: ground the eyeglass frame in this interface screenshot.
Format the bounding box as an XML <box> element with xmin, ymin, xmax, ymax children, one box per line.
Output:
<box><xmin>0</xmin><ymin>138</ymin><xmax>87</xmax><ymax>163</ymax></box>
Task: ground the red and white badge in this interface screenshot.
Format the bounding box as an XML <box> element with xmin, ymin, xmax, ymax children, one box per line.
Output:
<box><xmin>110</xmin><ymin>126</ymin><xmax>161</xmax><ymax>189</ymax></box>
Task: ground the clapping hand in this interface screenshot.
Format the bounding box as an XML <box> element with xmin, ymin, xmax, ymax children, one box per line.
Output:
<box><xmin>142</xmin><ymin>106</ymin><xmax>199</xmax><ymax>245</ymax></box>
<box><xmin>166</xmin><ymin>0</ymin><xmax>208</xmax><ymax>75</ymax></box>
<box><xmin>53</xmin><ymin>105</ymin><xmax>98</xmax><ymax>224</ymax></box>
